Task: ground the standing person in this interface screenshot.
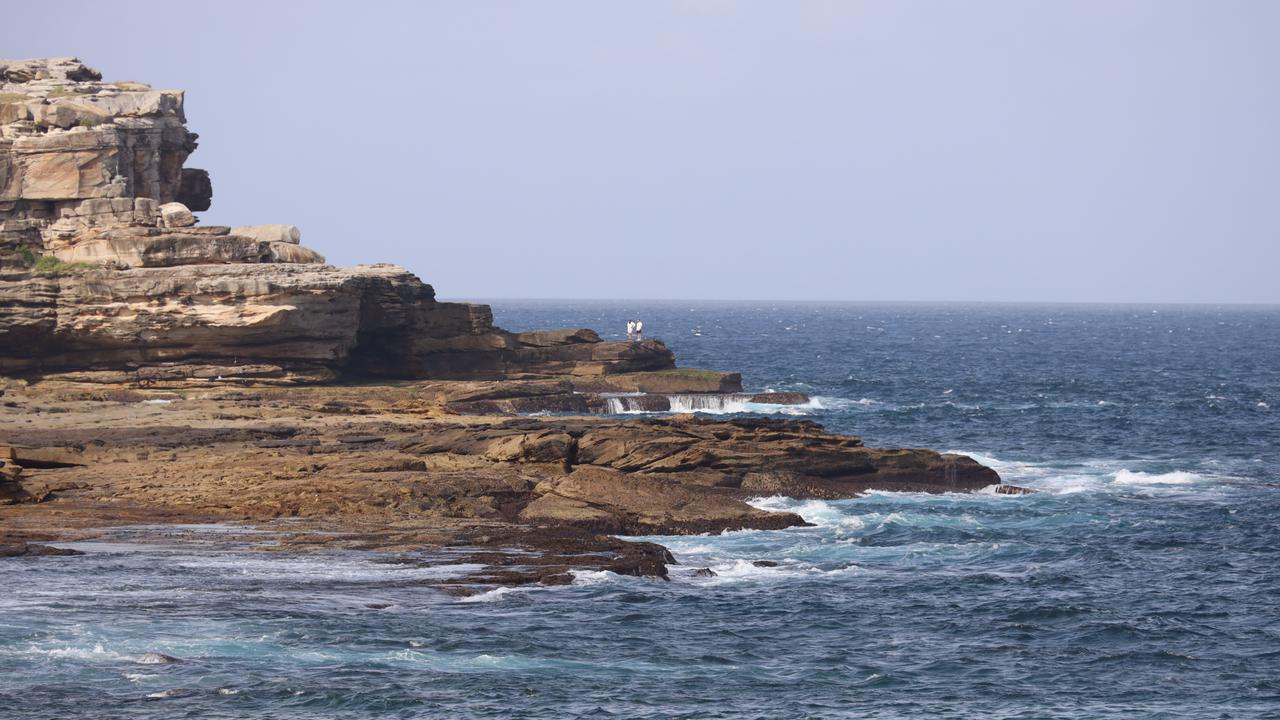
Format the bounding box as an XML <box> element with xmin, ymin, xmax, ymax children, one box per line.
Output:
<box><xmin>626</xmin><ymin>319</ymin><xmax>635</xmax><ymax>341</ymax></box>
<box><xmin>635</xmin><ymin>319</ymin><xmax>644</xmax><ymax>342</ymax></box>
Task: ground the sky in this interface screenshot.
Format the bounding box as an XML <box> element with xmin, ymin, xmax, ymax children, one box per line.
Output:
<box><xmin>6</xmin><ymin>1</ymin><xmax>1279</xmax><ymax>303</ymax></box>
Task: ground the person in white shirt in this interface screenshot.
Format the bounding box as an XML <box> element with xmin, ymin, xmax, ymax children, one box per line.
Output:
<box><xmin>626</xmin><ymin>320</ymin><xmax>635</xmax><ymax>341</ymax></box>
<box><xmin>635</xmin><ymin>319</ymin><xmax>644</xmax><ymax>341</ymax></box>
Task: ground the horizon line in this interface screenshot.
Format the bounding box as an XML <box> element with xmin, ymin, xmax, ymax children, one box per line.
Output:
<box><xmin>438</xmin><ymin>296</ymin><xmax>1280</xmax><ymax>308</ymax></box>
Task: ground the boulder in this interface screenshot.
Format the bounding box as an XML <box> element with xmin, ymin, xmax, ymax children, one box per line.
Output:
<box><xmin>264</xmin><ymin>241</ymin><xmax>324</xmax><ymax>264</ymax></box>
<box><xmin>232</xmin><ymin>223</ymin><xmax>301</xmax><ymax>245</ymax></box>
<box><xmin>176</xmin><ymin>168</ymin><xmax>211</xmax><ymax>211</ymax></box>
<box><xmin>158</xmin><ymin>202</ymin><xmax>194</xmax><ymax>228</ymax></box>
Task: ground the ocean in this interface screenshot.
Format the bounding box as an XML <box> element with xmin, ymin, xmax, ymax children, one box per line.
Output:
<box><xmin>3</xmin><ymin>301</ymin><xmax>1278</xmax><ymax>719</ymax></box>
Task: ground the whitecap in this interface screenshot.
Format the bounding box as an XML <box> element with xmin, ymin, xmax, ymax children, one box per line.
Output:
<box><xmin>1112</xmin><ymin>469</ymin><xmax>1202</xmax><ymax>486</ymax></box>
<box><xmin>570</xmin><ymin>569</ymin><xmax>623</xmax><ymax>586</ymax></box>
<box><xmin>145</xmin><ymin>688</ymin><xmax>197</xmax><ymax>699</ymax></box>
<box><xmin>458</xmin><ymin>587</ymin><xmax>518</xmax><ymax>603</ymax></box>
<box><xmin>747</xmin><ymin>496</ymin><xmax>855</xmax><ymax>527</ymax></box>
<box><xmin>810</xmin><ymin>396</ymin><xmax>881</xmax><ymax>410</ymax></box>
<box><xmin>680</xmin><ymin>558</ymin><xmax>817</xmax><ymax>584</ymax></box>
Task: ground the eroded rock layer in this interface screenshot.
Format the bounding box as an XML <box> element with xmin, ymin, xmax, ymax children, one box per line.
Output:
<box><xmin>0</xmin><ymin>58</ymin><xmax>733</xmax><ymax>389</ymax></box>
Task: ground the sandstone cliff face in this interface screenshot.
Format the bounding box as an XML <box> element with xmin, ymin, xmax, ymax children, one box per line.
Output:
<box><xmin>1</xmin><ymin>57</ymin><xmax>213</xmax><ymax>264</ymax></box>
<box><xmin>0</xmin><ymin>58</ymin><xmax>713</xmax><ymax>386</ymax></box>
<box><xmin>0</xmin><ymin>260</ymin><xmax>683</xmax><ymax>382</ymax></box>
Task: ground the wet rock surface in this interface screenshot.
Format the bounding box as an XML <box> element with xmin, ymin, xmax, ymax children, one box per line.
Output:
<box><xmin>0</xmin><ymin>381</ymin><xmax>1015</xmax><ymax>586</ymax></box>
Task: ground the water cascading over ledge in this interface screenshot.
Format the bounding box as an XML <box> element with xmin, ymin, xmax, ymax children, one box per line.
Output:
<box><xmin>601</xmin><ymin>393</ymin><xmax>815</xmax><ymax>415</ymax></box>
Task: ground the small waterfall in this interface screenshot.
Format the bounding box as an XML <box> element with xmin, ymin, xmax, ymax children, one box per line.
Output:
<box><xmin>667</xmin><ymin>394</ymin><xmax>751</xmax><ymax>414</ymax></box>
<box><xmin>600</xmin><ymin>393</ymin><xmax>808</xmax><ymax>415</ymax></box>
<box><xmin>603</xmin><ymin>395</ymin><xmax>665</xmax><ymax>413</ymax></box>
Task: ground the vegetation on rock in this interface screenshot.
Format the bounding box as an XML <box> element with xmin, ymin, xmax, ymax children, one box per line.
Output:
<box><xmin>31</xmin><ymin>255</ymin><xmax>95</xmax><ymax>276</ymax></box>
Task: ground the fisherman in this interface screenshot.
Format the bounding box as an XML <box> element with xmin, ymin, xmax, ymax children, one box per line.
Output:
<box><xmin>635</xmin><ymin>319</ymin><xmax>644</xmax><ymax>341</ymax></box>
<box><xmin>626</xmin><ymin>319</ymin><xmax>635</xmax><ymax>341</ymax></box>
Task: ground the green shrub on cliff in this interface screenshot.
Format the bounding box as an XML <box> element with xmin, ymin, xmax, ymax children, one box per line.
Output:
<box><xmin>31</xmin><ymin>255</ymin><xmax>96</xmax><ymax>276</ymax></box>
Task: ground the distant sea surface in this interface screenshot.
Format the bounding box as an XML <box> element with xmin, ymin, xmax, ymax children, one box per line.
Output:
<box><xmin>4</xmin><ymin>302</ymin><xmax>1279</xmax><ymax>719</ymax></box>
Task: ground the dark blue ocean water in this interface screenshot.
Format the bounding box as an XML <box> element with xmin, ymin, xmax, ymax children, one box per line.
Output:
<box><xmin>3</xmin><ymin>302</ymin><xmax>1279</xmax><ymax>719</ymax></box>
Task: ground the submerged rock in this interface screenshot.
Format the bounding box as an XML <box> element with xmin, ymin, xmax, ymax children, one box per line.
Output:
<box><xmin>0</xmin><ymin>542</ymin><xmax>84</xmax><ymax>557</ymax></box>
<box><xmin>135</xmin><ymin>652</ymin><xmax>181</xmax><ymax>665</ymax></box>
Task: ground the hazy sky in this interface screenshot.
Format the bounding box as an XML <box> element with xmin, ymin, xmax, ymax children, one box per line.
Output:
<box><xmin>8</xmin><ymin>2</ymin><xmax>1279</xmax><ymax>302</ymax></box>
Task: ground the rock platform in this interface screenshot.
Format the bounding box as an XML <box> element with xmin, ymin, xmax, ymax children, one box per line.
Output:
<box><xmin>0</xmin><ymin>59</ymin><xmax>1024</xmax><ymax>590</ymax></box>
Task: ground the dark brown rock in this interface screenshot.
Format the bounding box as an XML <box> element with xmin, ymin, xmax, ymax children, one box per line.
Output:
<box><xmin>573</xmin><ymin>368</ymin><xmax>744</xmax><ymax>394</ymax></box>
<box><xmin>749</xmin><ymin>392</ymin><xmax>810</xmax><ymax>405</ymax></box>
<box><xmin>520</xmin><ymin>466</ymin><xmax>807</xmax><ymax>535</ymax></box>
<box><xmin>176</xmin><ymin>168</ymin><xmax>212</xmax><ymax>211</ymax></box>
<box><xmin>515</xmin><ymin>328</ymin><xmax>600</xmax><ymax>347</ymax></box>
<box><xmin>0</xmin><ymin>542</ymin><xmax>83</xmax><ymax>557</ymax></box>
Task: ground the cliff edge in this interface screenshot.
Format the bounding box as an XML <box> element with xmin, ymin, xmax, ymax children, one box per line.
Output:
<box><xmin>0</xmin><ymin>57</ymin><xmax>731</xmax><ymax>392</ymax></box>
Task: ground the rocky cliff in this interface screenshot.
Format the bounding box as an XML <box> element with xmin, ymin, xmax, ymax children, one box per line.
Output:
<box><xmin>0</xmin><ymin>59</ymin><xmax>1019</xmax><ymax>588</ymax></box>
<box><xmin>0</xmin><ymin>57</ymin><xmax>727</xmax><ymax>390</ymax></box>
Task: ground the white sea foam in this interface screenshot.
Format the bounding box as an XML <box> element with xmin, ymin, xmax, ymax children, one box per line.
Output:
<box><xmin>748</xmin><ymin>496</ymin><xmax>855</xmax><ymax>526</ymax></box>
<box><xmin>458</xmin><ymin>587</ymin><xmax>518</xmax><ymax>603</ymax></box>
<box><xmin>1112</xmin><ymin>469</ymin><xmax>1203</xmax><ymax>486</ymax></box>
<box><xmin>748</xmin><ymin>496</ymin><xmax>986</xmax><ymax>533</ymax></box>
<box><xmin>680</xmin><ymin>558</ymin><xmax>819</xmax><ymax>584</ymax></box>
<box><xmin>811</xmin><ymin>396</ymin><xmax>881</xmax><ymax>410</ymax></box>
<box><xmin>570</xmin><ymin>569</ymin><xmax>624</xmax><ymax>586</ymax></box>
<box><xmin>951</xmin><ymin>450</ymin><xmax>1224</xmax><ymax>495</ymax></box>
<box><xmin>30</xmin><ymin>643</ymin><xmax>130</xmax><ymax>662</ymax></box>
